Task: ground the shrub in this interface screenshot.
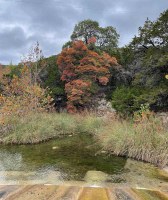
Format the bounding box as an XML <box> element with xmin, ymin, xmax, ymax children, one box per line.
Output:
<box><xmin>111</xmin><ymin>86</ymin><xmax>164</xmax><ymax>115</ymax></box>
<box><xmin>111</xmin><ymin>86</ymin><xmax>142</xmax><ymax>115</ymax></box>
<box><xmin>0</xmin><ymin>66</ymin><xmax>53</xmax><ymax>125</ymax></box>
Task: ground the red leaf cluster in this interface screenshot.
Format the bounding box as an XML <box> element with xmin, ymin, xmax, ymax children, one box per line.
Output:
<box><xmin>88</xmin><ymin>37</ymin><xmax>97</xmax><ymax>44</ymax></box>
<box><xmin>98</xmin><ymin>77</ymin><xmax>109</xmax><ymax>85</ymax></box>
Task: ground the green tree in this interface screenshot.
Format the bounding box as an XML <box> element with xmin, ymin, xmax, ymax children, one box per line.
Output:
<box><xmin>130</xmin><ymin>9</ymin><xmax>168</xmax><ymax>68</ymax></box>
<box><xmin>97</xmin><ymin>26</ymin><xmax>119</xmax><ymax>50</ymax></box>
<box><xmin>71</xmin><ymin>20</ymin><xmax>99</xmax><ymax>44</ymax></box>
<box><xmin>69</xmin><ymin>19</ymin><xmax>119</xmax><ymax>52</ymax></box>
<box><xmin>110</xmin><ymin>9</ymin><xmax>168</xmax><ymax>115</ymax></box>
<box><xmin>42</xmin><ymin>56</ymin><xmax>65</xmax><ymax>97</ymax></box>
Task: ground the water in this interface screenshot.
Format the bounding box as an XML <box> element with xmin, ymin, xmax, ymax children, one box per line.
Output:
<box><xmin>0</xmin><ymin>134</ymin><xmax>167</xmax><ymax>188</ymax></box>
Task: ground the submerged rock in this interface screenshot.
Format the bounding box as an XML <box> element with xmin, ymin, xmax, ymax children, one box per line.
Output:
<box><xmin>84</xmin><ymin>170</ymin><xmax>109</xmax><ymax>183</ymax></box>
<box><xmin>52</xmin><ymin>146</ymin><xmax>59</xmax><ymax>150</ymax></box>
<box><xmin>111</xmin><ymin>174</ymin><xmax>126</xmax><ymax>183</ymax></box>
<box><xmin>115</xmin><ymin>188</ymin><xmax>134</xmax><ymax>200</ymax></box>
<box><xmin>100</xmin><ymin>150</ymin><xmax>107</xmax><ymax>154</ymax></box>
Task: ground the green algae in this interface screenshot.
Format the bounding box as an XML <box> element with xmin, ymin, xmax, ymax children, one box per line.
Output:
<box><xmin>0</xmin><ymin>134</ymin><xmax>167</xmax><ymax>186</ymax></box>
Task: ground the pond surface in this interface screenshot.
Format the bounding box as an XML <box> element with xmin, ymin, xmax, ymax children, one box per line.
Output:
<box><xmin>0</xmin><ymin>134</ymin><xmax>167</xmax><ymax>188</ymax></box>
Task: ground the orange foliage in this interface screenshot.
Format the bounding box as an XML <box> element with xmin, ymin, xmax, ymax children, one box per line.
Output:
<box><xmin>0</xmin><ymin>64</ymin><xmax>11</xmax><ymax>79</ymax></box>
<box><xmin>0</xmin><ymin>66</ymin><xmax>53</xmax><ymax>125</ymax></box>
<box><xmin>88</xmin><ymin>37</ymin><xmax>97</xmax><ymax>44</ymax></box>
<box><xmin>57</xmin><ymin>40</ymin><xmax>118</xmax><ymax>112</ymax></box>
<box><xmin>65</xmin><ymin>80</ymin><xmax>91</xmax><ymax>104</ymax></box>
<box><xmin>98</xmin><ymin>77</ymin><xmax>109</xmax><ymax>85</ymax></box>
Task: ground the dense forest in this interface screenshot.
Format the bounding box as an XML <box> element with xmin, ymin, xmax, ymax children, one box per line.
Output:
<box><xmin>0</xmin><ymin>9</ymin><xmax>167</xmax><ymax>116</ymax></box>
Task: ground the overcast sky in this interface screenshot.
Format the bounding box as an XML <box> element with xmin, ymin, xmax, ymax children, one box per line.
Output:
<box><xmin>0</xmin><ymin>0</ymin><xmax>168</xmax><ymax>64</ymax></box>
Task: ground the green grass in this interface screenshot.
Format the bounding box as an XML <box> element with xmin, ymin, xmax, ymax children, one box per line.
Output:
<box><xmin>0</xmin><ymin>112</ymin><xmax>102</xmax><ymax>144</ymax></box>
<box><xmin>95</xmin><ymin>117</ymin><xmax>168</xmax><ymax>168</ymax></box>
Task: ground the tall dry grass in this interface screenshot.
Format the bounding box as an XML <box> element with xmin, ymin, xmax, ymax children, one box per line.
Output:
<box><xmin>0</xmin><ymin>112</ymin><xmax>102</xmax><ymax>144</ymax></box>
<box><xmin>95</xmin><ymin>116</ymin><xmax>168</xmax><ymax>167</ymax></box>
<box><xmin>0</xmin><ymin>110</ymin><xmax>167</xmax><ymax>167</ymax></box>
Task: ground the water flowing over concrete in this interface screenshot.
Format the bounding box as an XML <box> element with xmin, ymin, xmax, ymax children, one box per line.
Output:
<box><xmin>0</xmin><ymin>134</ymin><xmax>167</xmax><ymax>199</ymax></box>
<box><xmin>0</xmin><ymin>184</ymin><xmax>168</xmax><ymax>200</ymax></box>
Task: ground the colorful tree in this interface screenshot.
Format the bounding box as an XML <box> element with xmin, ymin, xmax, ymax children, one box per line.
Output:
<box><xmin>0</xmin><ymin>43</ymin><xmax>53</xmax><ymax>125</ymax></box>
<box><xmin>0</xmin><ymin>66</ymin><xmax>53</xmax><ymax>125</ymax></box>
<box><xmin>0</xmin><ymin>64</ymin><xmax>11</xmax><ymax>80</ymax></box>
<box><xmin>57</xmin><ymin>40</ymin><xmax>118</xmax><ymax>112</ymax></box>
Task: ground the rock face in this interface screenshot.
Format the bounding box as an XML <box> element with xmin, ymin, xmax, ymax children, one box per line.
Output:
<box><xmin>84</xmin><ymin>170</ymin><xmax>109</xmax><ymax>183</ymax></box>
<box><xmin>156</xmin><ymin>112</ymin><xmax>168</xmax><ymax>127</ymax></box>
<box><xmin>90</xmin><ymin>93</ymin><xmax>116</xmax><ymax>117</ymax></box>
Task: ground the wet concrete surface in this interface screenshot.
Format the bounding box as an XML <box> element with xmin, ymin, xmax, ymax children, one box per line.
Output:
<box><xmin>0</xmin><ymin>184</ymin><xmax>167</xmax><ymax>200</ymax></box>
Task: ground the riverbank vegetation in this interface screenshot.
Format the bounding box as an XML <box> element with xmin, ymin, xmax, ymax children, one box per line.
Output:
<box><xmin>0</xmin><ymin>9</ymin><xmax>168</xmax><ymax>167</ymax></box>
<box><xmin>0</xmin><ymin>112</ymin><xmax>102</xmax><ymax>144</ymax></box>
<box><xmin>95</xmin><ymin>114</ymin><xmax>168</xmax><ymax>168</ymax></box>
<box><xmin>0</xmin><ymin>111</ymin><xmax>167</xmax><ymax>168</ymax></box>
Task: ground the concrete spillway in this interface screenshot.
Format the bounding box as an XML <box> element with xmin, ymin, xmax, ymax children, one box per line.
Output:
<box><xmin>0</xmin><ymin>184</ymin><xmax>168</xmax><ymax>200</ymax></box>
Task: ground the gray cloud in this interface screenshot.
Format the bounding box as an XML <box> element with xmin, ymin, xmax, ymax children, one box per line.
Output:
<box><xmin>0</xmin><ymin>0</ymin><xmax>168</xmax><ymax>64</ymax></box>
<box><xmin>0</xmin><ymin>27</ymin><xmax>28</xmax><ymax>50</ymax></box>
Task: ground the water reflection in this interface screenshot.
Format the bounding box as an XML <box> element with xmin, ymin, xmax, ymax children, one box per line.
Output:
<box><xmin>0</xmin><ymin>150</ymin><xmax>68</xmax><ymax>184</ymax></box>
<box><xmin>0</xmin><ymin>151</ymin><xmax>23</xmax><ymax>171</ymax></box>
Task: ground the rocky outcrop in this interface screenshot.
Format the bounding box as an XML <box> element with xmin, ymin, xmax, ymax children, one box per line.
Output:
<box><xmin>90</xmin><ymin>93</ymin><xmax>116</xmax><ymax>118</ymax></box>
